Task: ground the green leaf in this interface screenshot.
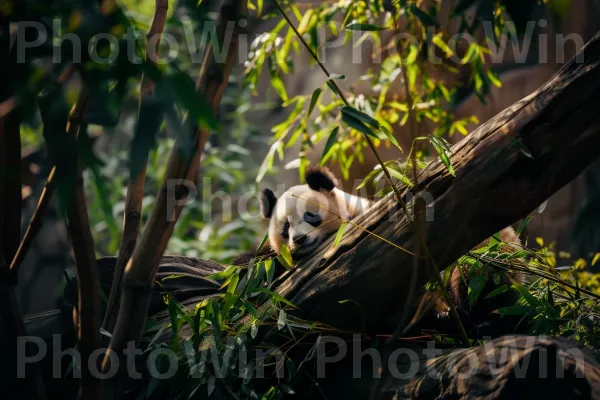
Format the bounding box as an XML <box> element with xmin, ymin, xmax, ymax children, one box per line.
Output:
<box><xmin>278</xmin><ymin>244</ymin><xmax>293</xmax><ymax>269</ymax></box>
<box><xmin>516</xmin><ymin>216</ymin><xmax>531</xmax><ymax>236</ymax></box>
<box><xmin>487</xmin><ymin>69</ymin><xmax>502</xmax><ymax>87</ymax></box>
<box><xmin>511</xmin><ymin>278</ymin><xmax>540</xmax><ymax>308</ymax></box>
<box><xmin>432</xmin><ymin>34</ymin><xmax>454</xmax><ymax>57</ymax></box>
<box><xmin>356</xmin><ymin>166</ymin><xmax>384</xmax><ymax>190</ymax></box>
<box><xmin>307</xmin><ymin>87</ymin><xmax>322</xmax><ymax>119</ymax></box>
<box><xmin>344</xmin><ymin>22</ymin><xmax>389</xmax><ymax>31</ymax></box>
<box><xmin>333</xmin><ymin>221</ymin><xmax>348</xmax><ymax>248</ymax></box>
<box><xmin>207</xmin><ymin>265</ymin><xmax>237</xmax><ymax>280</ymax></box>
<box><xmin>328</xmin><ymin>73</ymin><xmax>346</xmax><ymax>80</ymax></box>
<box><xmin>165</xmin><ymin>72</ymin><xmax>218</xmax><ymax>130</ymax></box>
<box><xmin>468</xmin><ymin>273</ymin><xmax>486</xmax><ymax>308</ymax></box>
<box><xmin>341</xmin><ymin>106</ymin><xmax>380</xmax><ymax>128</ymax></box>
<box><xmin>485</xmin><ymin>285</ymin><xmax>509</xmax><ymax>299</ymax></box>
<box><xmin>342</xmin><ymin>114</ymin><xmax>379</xmax><ymax>139</ymax></box>
<box><xmin>380</xmin><ymin>125</ymin><xmax>401</xmax><ymax>149</ymax></box>
<box><xmin>256</xmin><ymin>232</ymin><xmax>269</xmax><ymax>253</ymax></box>
<box><xmin>430</xmin><ymin>135</ymin><xmax>455</xmax><ymax>176</ymax></box>
<box><xmin>341</xmin><ymin>113</ymin><xmax>379</xmax><ymax>138</ymax></box>
<box><xmin>320</xmin><ymin>126</ymin><xmax>339</xmax><ymax>164</ymax></box>
<box><xmin>255</xmin><ymin>288</ymin><xmax>296</xmax><ymax>308</ymax></box>
<box><xmin>506</xmin><ymin>250</ymin><xmax>530</xmax><ymax>260</ymax></box>
<box><xmin>242</xmin><ymin>300</ymin><xmax>259</xmax><ymax>318</ymax></box>
<box><xmin>270</xmin><ymin>74</ymin><xmax>289</xmax><ymax>102</ymax></box>
<box><xmin>409</xmin><ymin>5</ymin><xmax>437</xmax><ymax>26</ymax></box>
<box><xmin>226</xmin><ymin>273</ymin><xmax>239</xmax><ymax>295</ymax></box>
<box><xmin>264</xmin><ymin>259</ymin><xmax>275</xmax><ymax>284</ymax></box>
<box><xmin>326</xmin><ymin>80</ymin><xmax>340</xmax><ymax>96</ymax></box>
<box><xmin>388</xmin><ymin>168</ymin><xmax>412</xmax><ymax>186</ymax></box>
<box><xmin>495</xmin><ymin>305</ymin><xmax>532</xmax><ymax>316</ymax></box>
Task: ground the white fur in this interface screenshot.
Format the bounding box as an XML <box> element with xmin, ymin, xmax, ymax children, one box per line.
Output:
<box><xmin>267</xmin><ymin>184</ymin><xmax>371</xmax><ymax>257</ymax></box>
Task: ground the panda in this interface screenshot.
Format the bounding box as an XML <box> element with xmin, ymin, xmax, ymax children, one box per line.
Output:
<box><xmin>232</xmin><ymin>165</ymin><xmax>371</xmax><ymax>266</ymax></box>
<box><xmin>234</xmin><ymin>165</ymin><xmax>526</xmax><ymax>338</ymax></box>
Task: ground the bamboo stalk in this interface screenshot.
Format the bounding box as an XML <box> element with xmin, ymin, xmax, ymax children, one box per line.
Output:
<box><xmin>10</xmin><ymin>167</ymin><xmax>55</xmax><ymax>275</ymax></box>
<box><xmin>102</xmin><ymin>0</ymin><xmax>169</xmax><ymax>332</ymax></box>
<box><xmin>62</xmin><ymin>91</ymin><xmax>102</xmax><ymax>400</ymax></box>
<box><xmin>101</xmin><ymin>1</ymin><xmax>247</xmax><ymax>398</ymax></box>
<box><xmin>9</xmin><ymin>65</ymin><xmax>73</xmax><ymax>276</ymax></box>
<box><xmin>0</xmin><ymin>14</ymin><xmax>48</xmax><ymax>400</ymax></box>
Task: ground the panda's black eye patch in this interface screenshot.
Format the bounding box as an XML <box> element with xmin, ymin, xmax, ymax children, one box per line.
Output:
<box><xmin>303</xmin><ymin>212</ymin><xmax>322</xmax><ymax>227</ymax></box>
<box><xmin>282</xmin><ymin>221</ymin><xmax>290</xmax><ymax>238</ymax></box>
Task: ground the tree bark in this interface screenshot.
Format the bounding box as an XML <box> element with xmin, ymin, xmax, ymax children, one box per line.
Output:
<box><xmin>273</xmin><ymin>30</ymin><xmax>600</xmax><ymax>334</ymax></box>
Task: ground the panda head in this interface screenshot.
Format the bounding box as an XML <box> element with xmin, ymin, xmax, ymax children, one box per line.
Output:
<box><xmin>260</xmin><ymin>166</ymin><xmax>370</xmax><ymax>258</ymax></box>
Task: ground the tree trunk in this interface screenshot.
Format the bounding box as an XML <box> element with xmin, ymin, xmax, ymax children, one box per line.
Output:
<box><xmin>274</xmin><ymin>30</ymin><xmax>600</xmax><ymax>334</ymax></box>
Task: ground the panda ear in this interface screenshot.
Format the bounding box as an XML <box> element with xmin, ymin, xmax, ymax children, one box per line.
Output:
<box><xmin>260</xmin><ymin>188</ymin><xmax>277</xmax><ymax>219</ymax></box>
<box><xmin>305</xmin><ymin>165</ymin><xmax>338</xmax><ymax>192</ymax></box>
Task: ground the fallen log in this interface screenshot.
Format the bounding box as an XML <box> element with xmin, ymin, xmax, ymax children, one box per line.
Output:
<box><xmin>274</xmin><ymin>30</ymin><xmax>600</xmax><ymax>334</ymax></box>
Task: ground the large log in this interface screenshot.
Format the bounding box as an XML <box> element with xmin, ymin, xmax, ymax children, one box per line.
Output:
<box><xmin>274</xmin><ymin>31</ymin><xmax>600</xmax><ymax>333</ymax></box>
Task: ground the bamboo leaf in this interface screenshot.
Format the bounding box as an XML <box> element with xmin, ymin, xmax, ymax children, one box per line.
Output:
<box><xmin>333</xmin><ymin>221</ymin><xmax>348</xmax><ymax>248</ymax></box>
<box><xmin>409</xmin><ymin>5</ymin><xmax>437</xmax><ymax>26</ymax></box>
<box><xmin>270</xmin><ymin>74</ymin><xmax>289</xmax><ymax>102</ymax></box>
<box><xmin>341</xmin><ymin>113</ymin><xmax>379</xmax><ymax>138</ymax></box>
<box><xmin>320</xmin><ymin>126</ymin><xmax>339</xmax><ymax>164</ymax></box>
<box><xmin>495</xmin><ymin>305</ymin><xmax>532</xmax><ymax>316</ymax></box>
<box><xmin>430</xmin><ymin>135</ymin><xmax>455</xmax><ymax>176</ymax></box>
<box><xmin>485</xmin><ymin>285</ymin><xmax>509</xmax><ymax>299</ymax></box>
<box><xmin>341</xmin><ymin>105</ymin><xmax>380</xmax><ymax>128</ymax></box>
<box><xmin>344</xmin><ymin>22</ymin><xmax>389</xmax><ymax>31</ymax></box>
<box><xmin>307</xmin><ymin>87</ymin><xmax>322</xmax><ymax>119</ymax></box>
<box><xmin>380</xmin><ymin>125</ymin><xmax>401</xmax><ymax>149</ymax></box>
<box><xmin>278</xmin><ymin>244</ymin><xmax>293</xmax><ymax>268</ymax></box>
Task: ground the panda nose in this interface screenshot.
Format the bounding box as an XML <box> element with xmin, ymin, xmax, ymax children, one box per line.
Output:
<box><xmin>293</xmin><ymin>235</ymin><xmax>307</xmax><ymax>246</ymax></box>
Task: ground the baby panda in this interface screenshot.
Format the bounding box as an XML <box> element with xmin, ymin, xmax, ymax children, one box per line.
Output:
<box><xmin>232</xmin><ymin>165</ymin><xmax>371</xmax><ymax>267</ymax></box>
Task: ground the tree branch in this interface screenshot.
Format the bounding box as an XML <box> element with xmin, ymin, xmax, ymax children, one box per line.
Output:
<box><xmin>101</xmin><ymin>1</ymin><xmax>247</xmax><ymax>398</ymax></box>
<box><xmin>102</xmin><ymin>0</ymin><xmax>170</xmax><ymax>332</ymax></box>
<box><xmin>62</xmin><ymin>91</ymin><xmax>103</xmax><ymax>400</ymax></box>
<box><xmin>0</xmin><ymin>13</ymin><xmax>47</xmax><ymax>400</ymax></box>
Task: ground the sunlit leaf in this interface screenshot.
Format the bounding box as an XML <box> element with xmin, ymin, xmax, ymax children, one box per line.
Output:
<box><xmin>278</xmin><ymin>244</ymin><xmax>293</xmax><ymax>268</ymax></box>
<box><xmin>333</xmin><ymin>221</ymin><xmax>348</xmax><ymax>248</ymax></box>
<box><xmin>320</xmin><ymin>126</ymin><xmax>339</xmax><ymax>164</ymax></box>
<box><xmin>380</xmin><ymin>125</ymin><xmax>401</xmax><ymax>149</ymax></box>
<box><xmin>344</xmin><ymin>22</ymin><xmax>389</xmax><ymax>31</ymax></box>
<box><xmin>277</xmin><ymin>309</ymin><xmax>286</xmax><ymax>330</ymax></box>
<box><xmin>270</xmin><ymin>74</ymin><xmax>289</xmax><ymax>102</ymax></box>
<box><xmin>430</xmin><ymin>135</ymin><xmax>455</xmax><ymax>176</ymax></box>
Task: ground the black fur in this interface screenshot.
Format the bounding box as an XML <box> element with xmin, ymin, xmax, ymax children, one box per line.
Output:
<box><xmin>260</xmin><ymin>188</ymin><xmax>277</xmax><ymax>219</ymax></box>
<box><xmin>305</xmin><ymin>165</ymin><xmax>338</xmax><ymax>192</ymax></box>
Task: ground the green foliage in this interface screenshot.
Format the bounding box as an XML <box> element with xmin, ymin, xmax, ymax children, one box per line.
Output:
<box><xmin>246</xmin><ymin>0</ymin><xmax>510</xmax><ymax>187</ymax></box>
